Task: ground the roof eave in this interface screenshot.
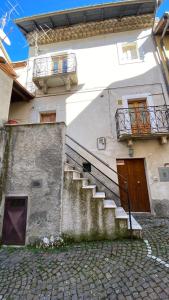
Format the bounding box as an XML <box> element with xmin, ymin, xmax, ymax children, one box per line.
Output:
<box><xmin>15</xmin><ymin>0</ymin><xmax>156</xmax><ymax>24</ymax></box>
<box><xmin>154</xmin><ymin>12</ymin><xmax>169</xmax><ymax>35</ymax></box>
<box><xmin>12</xmin><ymin>80</ymin><xmax>34</xmax><ymax>101</ymax></box>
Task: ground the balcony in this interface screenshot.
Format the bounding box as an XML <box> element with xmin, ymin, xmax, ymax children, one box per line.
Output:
<box><xmin>33</xmin><ymin>53</ymin><xmax>77</xmax><ymax>93</ymax></box>
<box><xmin>115</xmin><ymin>105</ymin><xmax>169</xmax><ymax>142</ymax></box>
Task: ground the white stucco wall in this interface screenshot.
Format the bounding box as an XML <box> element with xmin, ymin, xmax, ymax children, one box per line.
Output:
<box><xmin>9</xmin><ymin>28</ymin><xmax>169</xmax><ymax>215</ymax></box>
<box><xmin>25</xmin><ymin>29</ymin><xmax>166</xmax><ymax>96</ymax></box>
<box><xmin>0</xmin><ymin>49</ymin><xmax>5</xmax><ymax>59</ymax></box>
<box><xmin>0</xmin><ymin>69</ymin><xmax>13</xmax><ymax>123</ymax></box>
<box><xmin>14</xmin><ymin>65</ymin><xmax>27</xmax><ymax>87</ymax></box>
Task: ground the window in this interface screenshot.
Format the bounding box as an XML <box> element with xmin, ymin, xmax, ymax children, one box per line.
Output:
<box><xmin>118</xmin><ymin>42</ymin><xmax>142</xmax><ymax>64</ymax></box>
<box><xmin>122</xmin><ymin>43</ymin><xmax>138</xmax><ymax>60</ymax></box>
<box><xmin>40</xmin><ymin>112</ymin><xmax>56</xmax><ymax>123</ymax></box>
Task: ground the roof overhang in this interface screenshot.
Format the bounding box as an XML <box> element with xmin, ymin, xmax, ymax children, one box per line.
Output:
<box><xmin>15</xmin><ymin>0</ymin><xmax>156</xmax><ymax>36</ymax></box>
<box><xmin>11</xmin><ymin>80</ymin><xmax>34</xmax><ymax>102</ymax></box>
<box><xmin>12</xmin><ymin>61</ymin><xmax>27</xmax><ymax>69</ymax></box>
<box><xmin>0</xmin><ymin>57</ymin><xmax>17</xmax><ymax>79</ymax></box>
<box><xmin>154</xmin><ymin>12</ymin><xmax>169</xmax><ymax>35</ymax></box>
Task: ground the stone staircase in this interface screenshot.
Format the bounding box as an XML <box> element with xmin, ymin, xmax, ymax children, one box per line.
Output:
<box><xmin>62</xmin><ymin>162</ymin><xmax>142</xmax><ymax>241</ymax></box>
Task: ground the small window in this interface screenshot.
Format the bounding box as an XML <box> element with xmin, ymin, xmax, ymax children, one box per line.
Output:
<box><xmin>118</xmin><ymin>42</ymin><xmax>142</xmax><ymax>64</ymax></box>
<box><xmin>122</xmin><ymin>43</ymin><xmax>138</xmax><ymax>60</ymax></box>
<box><xmin>40</xmin><ymin>112</ymin><xmax>56</xmax><ymax>123</ymax></box>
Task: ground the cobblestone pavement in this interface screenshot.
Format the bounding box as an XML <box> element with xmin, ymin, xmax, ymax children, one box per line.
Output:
<box><xmin>0</xmin><ymin>216</ymin><xmax>169</xmax><ymax>300</ymax></box>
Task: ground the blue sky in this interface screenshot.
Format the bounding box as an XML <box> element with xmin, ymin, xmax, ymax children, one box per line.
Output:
<box><xmin>0</xmin><ymin>0</ymin><xmax>169</xmax><ymax>62</ymax></box>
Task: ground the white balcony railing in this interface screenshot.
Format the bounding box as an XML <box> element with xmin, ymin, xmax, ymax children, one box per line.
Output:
<box><xmin>32</xmin><ymin>53</ymin><xmax>77</xmax><ymax>93</ymax></box>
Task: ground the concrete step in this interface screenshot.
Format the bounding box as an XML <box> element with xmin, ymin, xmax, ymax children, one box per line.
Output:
<box><xmin>115</xmin><ymin>207</ymin><xmax>128</xmax><ymax>235</ymax></box>
<box><xmin>103</xmin><ymin>199</ymin><xmax>117</xmax><ymax>209</ymax></box>
<box><xmin>82</xmin><ymin>185</ymin><xmax>96</xmax><ymax>196</ymax></box>
<box><xmin>64</xmin><ymin>170</ymin><xmax>81</xmax><ymax>179</ymax></box>
<box><xmin>93</xmin><ymin>192</ymin><xmax>105</xmax><ymax>199</ymax></box>
<box><xmin>64</xmin><ymin>162</ymin><xmax>74</xmax><ymax>171</ymax></box>
<box><xmin>128</xmin><ymin>215</ymin><xmax>142</xmax><ymax>230</ymax></box>
<box><xmin>115</xmin><ymin>207</ymin><xmax>128</xmax><ymax>219</ymax></box>
<box><xmin>128</xmin><ymin>215</ymin><xmax>142</xmax><ymax>238</ymax></box>
<box><xmin>73</xmin><ymin>178</ymin><xmax>89</xmax><ymax>187</ymax></box>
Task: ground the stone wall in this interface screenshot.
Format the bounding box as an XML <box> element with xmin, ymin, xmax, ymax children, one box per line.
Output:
<box><xmin>0</xmin><ymin>123</ymin><xmax>65</xmax><ymax>244</ymax></box>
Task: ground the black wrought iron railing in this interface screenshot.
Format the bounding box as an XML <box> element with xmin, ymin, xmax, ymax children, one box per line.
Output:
<box><xmin>116</xmin><ymin>105</ymin><xmax>169</xmax><ymax>139</ymax></box>
<box><xmin>65</xmin><ymin>135</ymin><xmax>132</xmax><ymax>233</ymax></box>
<box><xmin>33</xmin><ymin>53</ymin><xmax>77</xmax><ymax>78</ymax></box>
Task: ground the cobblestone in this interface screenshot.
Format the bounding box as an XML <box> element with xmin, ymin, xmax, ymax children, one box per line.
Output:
<box><xmin>0</xmin><ymin>216</ymin><xmax>169</xmax><ymax>299</ymax></box>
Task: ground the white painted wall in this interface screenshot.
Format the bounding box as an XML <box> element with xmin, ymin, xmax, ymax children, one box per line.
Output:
<box><xmin>0</xmin><ymin>41</ymin><xmax>10</xmax><ymax>62</ymax></box>
<box><xmin>0</xmin><ymin>69</ymin><xmax>13</xmax><ymax>123</ymax></box>
<box><xmin>14</xmin><ymin>65</ymin><xmax>27</xmax><ymax>87</ymax></box>
<box><xmin>9</xmin><ymin>28</ymin><xmax>169</xmax><ymax>215</ymax></box>
<box><xmin>25</xmin><ymin>29</ymin><xmax>167</xmax><ymax>96</ymax></box>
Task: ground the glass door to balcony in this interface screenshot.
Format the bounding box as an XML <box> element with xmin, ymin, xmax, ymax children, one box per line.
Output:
<box><xmin>128</xmin><ymin>99</ymin><xmax>151</xmax><ymax>134</ymax></box>
<box><xmin>52</xmin><ymin>56</ymin><xmax>68</xmax><ymax>74</ymax></box>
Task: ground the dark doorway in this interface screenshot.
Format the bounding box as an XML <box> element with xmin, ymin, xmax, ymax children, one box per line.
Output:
<box><xmin>2</xmin><ymin>197</ymin><xmax>28</xmax><ymax>245</ymax></box>
<box><xmin>117</xmin><ymin>159</ymin><xmax>150</xmax><ymax>212</ymax></box>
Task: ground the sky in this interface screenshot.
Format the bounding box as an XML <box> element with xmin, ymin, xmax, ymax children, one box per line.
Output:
<box><xmin>0</xmin><ymin>0</ymin><xmax>169</xmax><ymax>62</ymax></box>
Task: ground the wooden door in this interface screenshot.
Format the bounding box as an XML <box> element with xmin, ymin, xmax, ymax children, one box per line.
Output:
<box><xmin>117</xmin><ymin>159</ymin><xmax>150</xmax><ymax>212</ymax></box>
<box><xmin>128</xmin><ymin>99</ymin><xmax>151</xmax><ymax>134</ymax></box>
<box><xmin>40</xmin><ymin>112</ymin><xmax>56</xmax><ymax>123</ymax></box>
<box><xmin>2</xmin><ymin>197</ymin><xmax>28</xmax><ymax>245</ymax></box>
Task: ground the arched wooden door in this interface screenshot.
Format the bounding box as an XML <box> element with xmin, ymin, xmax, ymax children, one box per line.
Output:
<box><xmin>2</xmin><ymin>197</ymin><xmax>28</xmax><ymax>245</ymax></box>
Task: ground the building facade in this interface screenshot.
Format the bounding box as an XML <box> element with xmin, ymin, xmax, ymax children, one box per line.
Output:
<box><xmin>9</xmin><ymin>0</ymin><xmax>169</xmax><ymax>217</ymax></box>
<box><xmin>1</xmin><ymin>0</ymin><xmax>169</xmax><ymax>245</ymax></box>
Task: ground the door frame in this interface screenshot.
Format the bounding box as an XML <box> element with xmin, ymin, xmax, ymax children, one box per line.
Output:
<box><xmin>116</xmin><ymin>157</ymin><xmax>152</xmax><ymax>213</ymax></box>
<box><xmin>2</xmin><ymin>195</ymin><xmax>28</xmax><ymax>246</ymax></box>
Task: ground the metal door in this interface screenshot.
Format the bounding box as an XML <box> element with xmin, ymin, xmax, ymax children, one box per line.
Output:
<box><xmin>2</xmin><ymin>197</ymin><xmax>28</xmax><ymax>245</ymax></box>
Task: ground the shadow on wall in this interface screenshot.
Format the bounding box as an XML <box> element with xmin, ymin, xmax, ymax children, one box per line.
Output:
<box><xmin>63</xmin><ymin>35</ymin><xmax>167</xmax><ymax>199</ymax></box>
<box><xmin>66</xmin><ymin>34</ymin><xmax>167</xmax><ymax>143</ymax></box>
<box><xmin>67</xmin><ymin>67</ymin><xmax>166</xmax><ymax>149</ymax></box>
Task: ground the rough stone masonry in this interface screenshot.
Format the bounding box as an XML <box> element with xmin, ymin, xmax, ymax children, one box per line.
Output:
<box><xmin>0</xmin><ymin>123</ymin><xmax>66</xmax><ymax>244</ymax></box>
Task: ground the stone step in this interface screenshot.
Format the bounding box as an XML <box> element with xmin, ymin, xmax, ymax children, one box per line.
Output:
<box><xmin>93</xmin><ymin>192</ymin><xmax>105</xmax><ymax>199</ymax></box>
<box><xmin>73</xmin><ymin>178</ymin><xmax>89</xmax><ymax>187</ymax></box>
<box><xmin>64</xmin><ymin>162</ymin><xmax>74</xmax><ymax>171</ymax></box>
<box><xmin>115</xmin><ymin>207</ymin><xmax>128</xmax><ymax>219</ymax></box>
<box><xmin>103</xmin><ymin>199</ymin><xmax>117</xmax><ymax>209</ymax></box>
